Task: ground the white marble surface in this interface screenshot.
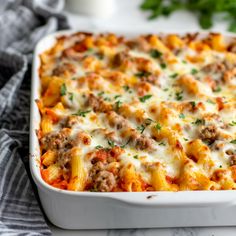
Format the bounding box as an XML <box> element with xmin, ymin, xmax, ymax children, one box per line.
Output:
<box><xmin>50</xmin><ymin>1</ymin><xmax>236</xmax><ymax>235</ymax></box>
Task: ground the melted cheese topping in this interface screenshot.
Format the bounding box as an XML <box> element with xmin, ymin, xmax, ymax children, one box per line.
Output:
<box><xmin>38</xmin><ymin>32</ymin><xmax>236</xmax><ymax>192</ymax></box>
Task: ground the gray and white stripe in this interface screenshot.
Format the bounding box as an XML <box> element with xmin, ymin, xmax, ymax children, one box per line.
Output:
<box><xmin>0</xmin><ymin>0</ymin><xmax>69</xmax><ymax>235</ymax></box>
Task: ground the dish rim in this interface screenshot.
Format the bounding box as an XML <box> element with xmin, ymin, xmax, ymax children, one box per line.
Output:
<box><xmin>30</xmin><ymin>29</ymin><xmax>236</xmax><ymax>207</ymax></box>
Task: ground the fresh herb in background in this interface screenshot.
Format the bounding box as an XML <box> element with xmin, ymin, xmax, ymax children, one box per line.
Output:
<box><xmin>140</xmin><ymin>0</ymin><xmax>236</xmax><ymax>32</ymax></box>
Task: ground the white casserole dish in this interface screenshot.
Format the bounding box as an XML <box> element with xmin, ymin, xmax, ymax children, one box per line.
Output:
<box><xmin>30</xmin><ymin>30</ymin><xmax>236</xmax><ymax>229</ymax></box>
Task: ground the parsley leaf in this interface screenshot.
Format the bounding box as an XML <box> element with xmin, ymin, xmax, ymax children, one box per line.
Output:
<box><xmin>98</xmin><ymin>91</ymin><xmax>105</xmax><ymax>97</ymax></box>
<box><xmin>230</xmin><ymin>140</ymin><xmax>236</xmax><ymax>144</ymax></box>
<box><xmin>95</xmin><ymin>145</ymin><xmax>103</xmax><ymax>149</ymax></box>
<box><xmin>160</xmin><ymin>63</ymin><xmax>167</xmax><ymax>69</ymax></box>
<box><xmin>192</xmin><ymin>118</ymin><xmax>205</xmax><ymax>125</ymax></box>
<box><xmin>139</xmin><ymin>94</ymin><xmax>152</xmax><ymax>103</ymax></box>
<box><xmin>229</xmin><ymin>121</ymin><xmax>236</xmax><ymax>126</ymax></box>
<box><xmin>190</xmin><ymin>101</ymin><xmax>196</xmax><ymax>108</ymax></box>
<box><xmin>108</xmin><ymin>140</ymin><xmax>115</xmax><ymax>147</ymax></box>
<box><xmin>114</xmin><ymin>100</ymin><xmax>122</xmax><ymax>110</ymax></box>
<box><xmin>191</xmin><ymin>68</ymin><xmax>198</xmax><ymax>75</ymax></box>
<box><xmin>60</xmin><ymin>83</ymin><xmax>67</xmax><ymax>96</ymax></box>
<box><xmin>123</xmin><ymin>85</ymin><xmax>131</xmax><ymax>92</ymax></box>
<box><xmin>69</xmin><ymin>92</ymin><xmax>74</xmax><ymax>101</ymax></box>
<box><xmin>74</xmin><ymin>110</ymin><xmax>91</xmax><ymax>117</ymax></box>
<box><xmin>179</xmin><ymin>113</ymin><xmax>185</xmax><ymax>119</ymax></box>
<box><xmin>137</xmin><ymin>124</ymin><xmax>146</xmax><ymax>134</ymax></box>
<box><xmin>175</xmin><ymin>91</ymin><xmax>183</xmax><ymax>101</ymax></box>
<box><xmin>213</xmin><ymin>87</ymin><xmax>222</xmax><ymax>93</ymax></box>
<box><xmin>120</xmin><ymin>138</ymin><xmax>131</xmax><ymax>149</ymax></box>
<box><xmin>155</xmin><ymin>122</ymin><xmax>162</xmax><ymax>131</ymax></box>
<box><xmin>170</xmin><ymin>73</ymin><xmax>178</xmax><ymax>79</ymax></box>
<box><xmin>149</xmin><ymin>49</ymin><xmax>162</xmax><ymax>58</ymax></box>
<box><xmin>114</xmin><ymin>95</ymin><xmax>122</xmax><ymax>100</ymax></box>
<box><xmin>206</xmin><ymin>99</ymin><xmax>215</xmax><ymax>104</ymax></box>
<box><xmin>135</xmin><ymin>71</ymin><xmax>151</xmax><ymax>77</ymax></box>
<box><xmin>159</xmin><ymin>141</ymin><xmax>165</xmax><ymax>146</ymax></box>
<box><xmin>133</xmin><ymin>155</ymin><xmax>139</xmax><ymax>159</ymax></box>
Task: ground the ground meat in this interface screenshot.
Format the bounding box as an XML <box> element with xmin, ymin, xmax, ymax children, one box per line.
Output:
<box><xmin>135</xmin><ymin>135</ymin><xmax>155</xmax><ymax>151</ymax></box>
<box><xmin>90</xmin><ymin>161</ymin><xmax>105</xmax><ymax>175</ymax></box>
<box><xmin>93</xmin><ymin>170</ymin><xmax>116</xmax><ymax>192</ymax></box>
<box><xmin>86</xmin><ymin>94</ymin><xmax>112</xmax><ymax>113</ymax></box>
<box><xmin>229</xmin><ymin>155</ymin><xmax>236</xmax><ymax>166</ymax></box>
<box><xmin>199</xmin><ymin>125</ymin><xmax>218</xmax><ymax>144</ymax></box>
<box><xmin>107</xmin><ymin>111</ymin><xmax>128</xmax><ymax>130</ymax></box>
<box><xmin>112</xmin><ymin>51</ymin><xmax>129</xmax><ymax>68</ymax></box>
<box><xmin>202</xmin><ymin>62</ymin><xmax>225</xmax><ymax>75</ymax></box>
<box><xmin>40</xmin><ymin>129</ymin><xmax>73</xmax><ymax>151</ymax></box>
<box><xmin>89</xmin><ymin>158</ymin><xmax>117</xmax><ymax>192</ymax></box>
<box><xmin>62</xmin><ymin>116</ymin><xmax>80</xmax><ymax>128</ymax></box>
<box><xmin>52</xmin><ymin>62</ymin><xmax>76</xmax><ymax>77</ymax></box>
<box><xmin>57</xmin><ymin>149</ymin><xmax>71</xmax><ymax>174</ymax></box>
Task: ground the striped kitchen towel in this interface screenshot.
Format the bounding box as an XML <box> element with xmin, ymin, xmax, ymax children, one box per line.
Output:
<box><xmin>0</xmin><ymin>0</ymin><xmax>69</xmax><ymax>235</ymax></box>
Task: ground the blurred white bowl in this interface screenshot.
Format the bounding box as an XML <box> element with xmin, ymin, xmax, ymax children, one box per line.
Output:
<box><xmin>66</xmin><ymin>0</ymin><xmax>116</xmax><ymax>18</ymax></box>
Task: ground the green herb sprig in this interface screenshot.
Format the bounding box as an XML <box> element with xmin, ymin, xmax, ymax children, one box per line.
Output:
<box><xmin>140</xmin><ymin>0</ymin><xmax>236</xmax><ymax>32</ymax></box>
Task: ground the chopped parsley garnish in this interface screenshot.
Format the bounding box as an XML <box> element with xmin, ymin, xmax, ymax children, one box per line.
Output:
<box><xmin>74</xmin><ymin>110</ymin><xmax>91</xmax><ymax>117</ymax></box>
<box><xmin>170</xmin><ymin>73</ymin><xmax>178</xmax><ymax>79</ymax></box>
<box><xmin>69</xmin><ymin>92</ymin><xmax>74</xmax><ymax>101</ymax></box>
<box><xmin>190</xmin><ymin>101</ymin><xmax>196</xmax><ymax>108</ymax></box>
<box><xmin>120</xmin><ymin>138</ymin><xmax>131</xmax><ymax>149</ymax></box>
<box><xmin>191</xmin><ymin>68</ymin><xmax>198</xmax><ymax>75</ymax></box>
<box><xmin>114</xmin><ymin>100</ymin><xmax>122</xmax><ymax>110</ymax></box>
<box><xmin>182</xmin><ymin>60</ymin><xmax>187</xmax><ymax>64</ymax></box>
<box><xmin>123</xmin><ymin>85</ymin><xmax>130</xmax><ymax>92</ymax></box>
<box><xmin>229</xmin><ymin>121</ymin><xmax>236</xmax><ymax>126</ymax></box>
<box><xmin>192</xmin><ymin>118</ymin><xmax>205</xmax><ymax>125</ymax></box>
<box><xmin>104</xmin><ymin>97</ymin><xmax>112</xmax><ymax>101</ymax></box>
<box><xmin>90</xmin><ymin>188</ymin><xmax>98</xmax><ymax>192</ymax></box>
<box><xmin>95</xmin><ymin>145</ymin><xmax>103</xmax><ymax>149</ymax></box>
<box><xmin>133</xmin><ymin>155</ymin><xmax>139</xmax><ymax>159</ymax></box>
<box><xmin>144</xmin><ymin>118</ymin><xmax>153</xmax><ymax>126</ymax></box>
<box><xmin>108</xmin><ymin>140</ymin><xmax>115</xmax><ymax>147</ymax></box>
<box><xmin>163</xmin><ymin>88</ymin><xmax>169</xmax><ymax>91</ymax></box>
<box><xmin>135</xmin><ymin>71</ymin><xmax>151</xmax><ymax>77</ymax></box>
<box><xmin>149</xmin><ymin>49</ymin><xmax>162</xmax><ymax>58</ymax></box>
<box><xmin>87</xmin><ymin>48</ymin><xmax>94</xmax><ymax>52</ymax></box>
<box><xmin>160</xmin><ymin>63</ymin><xmax>167</xmax><ymax>69</ymax></box>
<box><xmin>230</xmin><ymin>140</ymin><xmax>236</xmax><ymax>144</ymax></box>
<box><xmin>213</xmin><ymin>87</ymin><xmax>222</xmax><ymax>93</ymax></box>
<box><xmin>60</xmin><ymin>83</ymin><xmax>67</xmax><ymax>96</ymax></box>
<box><xmin>219</xmin><ymin>165</ymin><xmax>222</xmax><ymax>168</ymax></box>
<box><xmin>155</xmin><ymin>122</ymin><xmax>162</xmax><ymax>131</ymax></box>
<box><xmin>179</xmin><ymin>113</ymin><xmax>185</xmax><ymax>119</ymax></box>
<box><xmin>184</xmin><ymin>138</ymin><xmax>189</xmax><ymax>141</ymax></box>
<box><xmin>139</xmin><ymin>94</ymin><xmax>152</xmax><ymax>103</ymax></box>
<box><xmin>159</xmin><ymin>141</ymin><xmax>165</xmax><ymax>146</ymax></box>
<box><xmin>137</xmin><ymin>124</ymin><xmax>146</xmax><ymax>134</ymax></box>
<box><xmin>206</xmin><ymin>99</ymin><xmax>215</xmax><ymax>104</ymax></box>
<box><xmin>98</xmin><ymin>91</ymin><xmax>105</xmax><ymax>97</ymax></box>
<box><xmin>175</xmin><ymin>91</ymin><xmax>183</xmax><ymax>101</ymax></box>
<box><xmin>114</xmin><ymin>95</ymin><xmax>122</xmax><ymax>100</ymax></box>
<box><xmin>71</xmin><ymin>77</ymin><xmax>77</xmax><ymax>80</ymax></box>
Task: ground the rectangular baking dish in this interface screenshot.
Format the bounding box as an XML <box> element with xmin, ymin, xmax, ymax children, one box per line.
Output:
<box><xmin>30</xmin><ymin>30</ymin><xmax>236</xmax><ymax>229</ymax></box>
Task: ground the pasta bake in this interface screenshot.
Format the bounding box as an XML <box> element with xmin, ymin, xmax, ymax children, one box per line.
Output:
<box><xmin>38</xmin><ymin>32</ymin><xmax>236</xmax><ymax>192</ymax></box>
